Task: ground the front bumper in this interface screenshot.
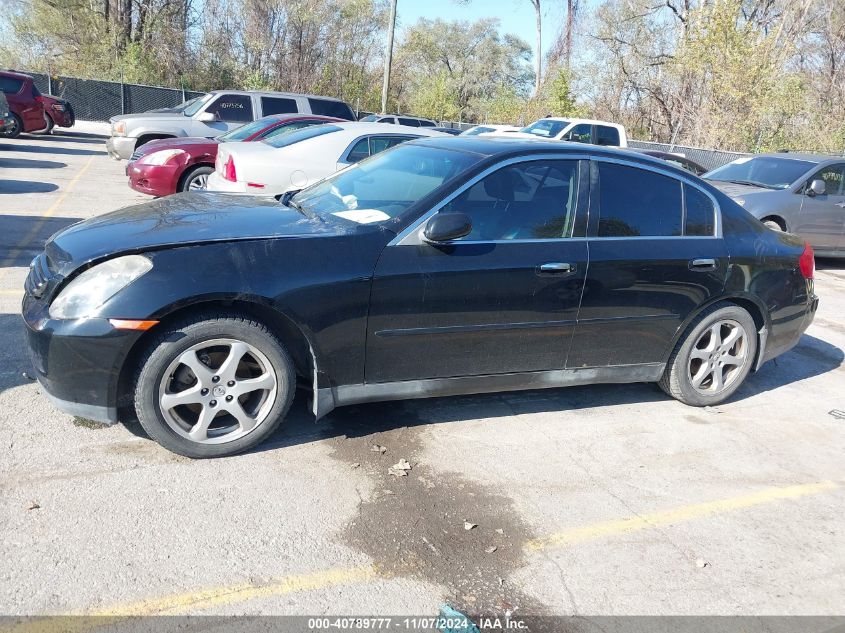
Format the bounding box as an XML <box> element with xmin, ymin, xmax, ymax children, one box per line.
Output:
<box><xmin>106</xmin><ymin>136</ymin><xmax>136</xmax><ymax>161</ymax></box>
<box><xmin>127</xmin><ymin>161</ymin><xmax>181</xmax><ymax>196</ymax></box>
<box><xmin>22</xmin><ymin>294</ymin><xmax>144</xmax><ymax>424</ymax></box>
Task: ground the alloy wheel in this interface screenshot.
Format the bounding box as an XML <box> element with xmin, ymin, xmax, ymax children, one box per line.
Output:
<box><xmin>158</xmin><ymin>338</ymin><xmax>278</xmax><ymax>444</ymax></box>
<box><xmin>188</xmin><ymin>173</ymin><xmax>209</xmax><ymax>191</ymax></box>
<box><xmin>687</xmin><ymin>319</ymin><xmax>749</xmax><ymax>395</ymax></box>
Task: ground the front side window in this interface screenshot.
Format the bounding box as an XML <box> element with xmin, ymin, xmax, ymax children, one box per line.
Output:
<box><xmin>307</xmin><ymin>98</ymin><xmax>355</xmax><ymax>120</ymax></box>
<box><xmin>183</xmin><ymin>93</ymin><xmax>214</xmax><ymax>117</ymax></box>
<box><xmin>463</xmin><ymin>126</ymin><xmax>494</xmax><ymax>136</ymax></box>
<box><xmin>205</xmin><ymin>94</ymin><xmax>253</xmax><ymax>123</ymax></box>
<box><xmin>705</xmin><ymin>156</ymin><xmax>815</xmax><ymax>190</ymax></box>
<box><xmin>596</xmin><ymin>126</ymin><xmax>620</xmax><ymax>146</ymax></box>
<box><xmin>807</xmin><ymin>164</ymin><xmax>845</xmax><ymax>195</ymax></box>
<box><xmin>597</xmin><ymin>163</ymin><xmax>682</xmax><ymax>237</ymax></box>
<box><xmin>0</xmin><ymin>77</ymin><xmax>24</xmax><ymax>94</ymax></box>
<box><xmin>440</xmin><ymin>160</ymin><xmax>579</xmax><ymax>241</ymax></box>
<box><xmin>563</xmin><ymin>123</ymin><xmax>592</xmax><ymax>144</ymax></box>
<box><xmin>261</xmin><ymin>96</ymin><xmax>298</xmax><ymax>116</ymax></box>
<box><xmin>521</xmin><ymin>119</ymin><xmax>569</xmax><ymax>138</ymax></box>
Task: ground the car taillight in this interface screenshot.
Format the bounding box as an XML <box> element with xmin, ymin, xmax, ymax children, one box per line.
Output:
<box><xmin>799</xmin><ymin>242</ymin><xmax>814</xmax><ymax>279</ymax></box>
<box><xmin>223</xmin><ymin>156</ymin><xmax>237</xmax><ymax>182</ymax></box>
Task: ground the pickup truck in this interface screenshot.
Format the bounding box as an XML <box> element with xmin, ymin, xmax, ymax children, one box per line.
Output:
<box><xmin>494</xmin><ymin>117</ymin><xmax>628</xmax><ymax>148</ymax></box>
<box><xmin>107</xmin><ymin>89</ymin><xmax>356</xmax><ymax>160</ymax></box>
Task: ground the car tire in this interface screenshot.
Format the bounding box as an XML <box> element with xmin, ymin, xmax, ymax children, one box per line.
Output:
<box><xmin>133</xmin><ymin>311</ymin><xmax>296</xmax><ymax>458</ymax></box>
<box><xmin>1</xmin><ymin>114</ymin><xmax>23</xmax><ymax>139</ymax></box>
<box><xmin>179</xmin><ymin>165</ymin><xmax>214</xmax><ymax>193</ymax></box>
<box><xmin>763</xmin><ymin>219</ymin><xmax>784</xmax><ymax>232</ymax></box>
<box><xmin>659</xmin><ymin>302</ymin><xmax>757</xmax><ymax>407</ymax></box>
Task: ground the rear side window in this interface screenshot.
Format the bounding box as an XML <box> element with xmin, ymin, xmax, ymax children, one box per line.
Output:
<box><xmin>398</xmin><ymin>117</ymin><xmax>420</xmax><ymax>127</ymax></box>
<box><xmin>261</xmin><ymin>97</ymin><xmax>298</xmax><ymax>116</ymax></box>
<box><xmin>370</xmin><ymin>135</ymin><xmax>415</xmax><ymax>154</ymax></box>
<box><xmin>346</xmin><ymin>138</ymin><xmax>370</xmax><ymax>163</ymax></box>
<box><xmin>596</xmin><ymin>126</ymin><xmax>620</xmax><ymax>146</ymax></box>
<box><xmin>597</xmin><ymin>163</ymin><xmax>682</xmax><ymax>237</ymax></box>
<box><xmin>684</xmin><ymin>185</ymin><xmax>715</xmax><ymax>236</ymax></box>
<box><xmin>307</xmin><ymin>98</ymin><xmax>355</xmax><ymax>120</ymax></box>
<box><xmin>206</xmin><ymin>94</ymin><xmax>253</xmax><ymax>123</ymax></box>
<box><xmin>0</xmin><ymin>77</ymin><xmax>24</xmax><ymax>94</ymax></box>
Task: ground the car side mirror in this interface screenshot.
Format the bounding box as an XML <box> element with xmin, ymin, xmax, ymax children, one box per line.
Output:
<box><xmin>197</xmin><ymin>111</ymin><xmax>218</xmax><ymax>123</ymax></box>
<box><xmin>807</xmin><ymin>179</ymin><xmax>826</xmax><ymax>197</ymax></box>
<box><xmin>422</xmin><ymin>213</ymin><xmax>472</xmax><ymax>244</ymax></box>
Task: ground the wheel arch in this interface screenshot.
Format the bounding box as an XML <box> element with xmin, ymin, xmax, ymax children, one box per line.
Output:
<box><xmin>176</xmin><ymin>162</ymin><xmax>215</xmax><ymax>192</ymax></box>
<box><xmin>759</xmin><ymin>214</ymin><xmax>787</xmax><ymax>232</ymax></box>
<box><xmin>116</xmin><ymin>296</ymin><xmax>320</xmax><ymax>420</ymax></box>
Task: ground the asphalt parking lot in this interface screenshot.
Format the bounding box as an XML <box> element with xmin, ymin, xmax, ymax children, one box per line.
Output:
<box><xmin>1</xmin><ymin>125</ymin><xmax>844</xmax><ymax>622</ymax></box>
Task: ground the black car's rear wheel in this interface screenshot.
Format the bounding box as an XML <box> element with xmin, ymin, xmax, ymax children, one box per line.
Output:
<box><xmin>2</xmin><ymin>114</ymin><xmax>22</xmax><ymax>139</ymax></box>
<box><xmin>134</xmin><ymin>312</ymin><xmax>295</xmax><ymax>458</ymax></box>
<box><xmin>659</xmin><ymin>303</ymin><xmax>757</xmax><ymax>406</ymax></box>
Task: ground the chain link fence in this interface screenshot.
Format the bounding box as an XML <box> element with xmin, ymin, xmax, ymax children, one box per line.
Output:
<box><xmin>628</xmin><ymin>140</ymin><xmax>750</xmax><ymax>172</ymax></box>
<box><xmin>25</xmin><ymin>71</ymin><xmax>204</xmax><ymax>122</ymax></box>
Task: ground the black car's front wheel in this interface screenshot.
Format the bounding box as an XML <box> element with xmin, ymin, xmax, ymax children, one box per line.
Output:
<box><xmin>659</xmin><ymin>303</ymin><xmax>757</xmax><ymax>406</ymax></box>
<box><xmin>134</xmin><ymin>312</ymin><xmax>295</xmax><ymax>458</ymax></box>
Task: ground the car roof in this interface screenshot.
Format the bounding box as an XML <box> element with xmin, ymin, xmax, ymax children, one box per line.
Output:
<box><xmin>0</xmin><ymin>70</ymin><xmax>32</xmax><ymax>81</ymax></box>
<box><xmin>208</xmin><ymin>89</ymin><xmax>349</xmax><ymax>103</ymax></box>
<box><xmin>533</xmin><ymin>117</ymin><xmax>622</xmax><ymax>127</ymax></box>
<box><xmin>331</xmin><ymin>121</ymin><xmax>444</xmax><ymax>136</ymax></box>
<box><xmin>752</xmin><ymin>152</ymin><xmax>840</xmax><ymax>164</ymax></box>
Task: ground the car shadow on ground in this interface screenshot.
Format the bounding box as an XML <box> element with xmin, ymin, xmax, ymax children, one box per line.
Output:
<box><xmin>113</xmin><ymin>334</ymin><xmax>844</xmax><ymax>455</ymax></box>
<box><xmin>27</xmin><ymin>131</ymin><xmax>107</xmax><ymax>144</ymax></box>
<box><xmin>0</xmin><ymin>143</ymin><xmax>105</xmax><ymax>156</ymax></box>
<box><xmin>0</xmin><ymin>180</ymin><xmax>60</xmax><ymax>194</ymax></box>
<box><xmin>816</xmin><ymin>258</ymin><xmax>845</xmax><ymax>271</ymax></box>
<box><xmin>0</xmin><ymin>157</ymin><xmax>67</xmax><ymax>170</ymax></box>
<box><xmin>0</xmin><ymin>313</ymin><xmax>33</xmax><ymax>395</ymax></box>
<box><xmin>0</xmin><ymin>214</ymin><xmax>83</xmax><ymax>267</ymax></box>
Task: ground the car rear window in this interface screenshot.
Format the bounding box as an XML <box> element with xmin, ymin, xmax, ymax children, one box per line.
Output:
<box><xmin>262</xmin><ymin>124</ymin><xmax>342</xmax><ymax>148</ymax></box>
<box><xmin>307</xmin><ymin>98</ymin><xmax>355</xmax><ymax>120</ymax></box>
<box><xmin>0</xmin><ymin>77</ymin><xmax>24</xmax><ymax>94</ymax></box>
<box><xmin>261</xmin><ymin>97</ymin><xmax>298</xmax><ymax>116</ymax></box>
<box><xmin>598</xmin><ymin>162</ymin><xmax>683</xmax><ymax>237</ymax></box>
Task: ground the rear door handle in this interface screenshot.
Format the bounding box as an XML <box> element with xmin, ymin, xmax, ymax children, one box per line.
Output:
<box><xmin>537</xmin><ymin>262</ymin><xmax>574</xmax><ymax>275</ymax></box>
<box><xmin>689</xmin><ymin>258</ymin><xmax>717</xmax><ymax>271</ymax></box>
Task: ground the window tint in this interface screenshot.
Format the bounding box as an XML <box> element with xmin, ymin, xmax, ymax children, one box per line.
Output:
<box><xmin>307</xmin><ymin>98</ymin><xmax>355</xmax><ymax>120</ymax></box>
<box><xmin>442</xmin><ymin>160</ymin><xmax>579</xmax><ymax>241</ymax></box>
<box><xmin>563</xmin><ymin>123</ymin><xmax>592</xmax><ymax>144</ymax></box>
<box><xmin>206</xmin><ymin>94</ymin><xmax>253</xmax><ymax>122</ymax></box>
<box><xmin>346</xmin><ymin>138</ymin><xmax>370</xmax><ymax>163</ymax></box>
<box><xmin>398</xmin><ymin>117</ymin><xmax>420</xmax><ymax>127</ymax></box>
<box><xmin>261</xmin><ymin>96</ymin><xmax>298</xmax><ymax>116</ymax></box>
<box><xmin>598</xmin><ymin>163</ymin><xmax>682</xmax><ymax>237</ymax></box>
<box><xmin>418</xmin><ymin>120</ymin><xmax>436</xmax><ymax>127</ymax></box>
<box><xmin>684</xmin><ymin>185</ymin><xmax>715</xmax><ymax>236</ymax></box>
<box><xmin>261</xmin><ymin>120</ymin><xmax>320</xmax><ymax>139</ymax></box>
<box><xmin>809</xmin><ymin>164</ymin><xmax>845</xmax><ymax>196</ymax></box>
<box><xmin>596</xmin><ymin>126</ymin><xmax>620</xmax><ymax>146</ymax></box>
<box><xmin>0</xmin><ymin>77</ymin><xmax>24</xmax><ymax>94</ymax></box>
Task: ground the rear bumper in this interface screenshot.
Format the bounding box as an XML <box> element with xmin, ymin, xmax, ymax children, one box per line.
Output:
<box><xmin>206</xmin><ymin>172</ymin><xmax>249</xmax><ymax>193</ymax></box>
<box><xmin>22</xmin><ymin>294</ymin><xmax>143</xmax><ymax>424</ymax></box>
<box><xmin>106</xmin><ymin>136</ymin><xmax>136</xmax><ymax>160</ymax></box>
<box><xmin>760</xmin><ymin>291</ymin><xmax>818</xmax><ymax>365</ymax></box>
<box><xmin>49</xmin><ymin>109</ymin><xmax>75</xmax><ymax>128</ymax></box>
<box><xmin>127</xmin><ymin>161</ymin><xmax>181</xmax><ymax>196</ymax></box>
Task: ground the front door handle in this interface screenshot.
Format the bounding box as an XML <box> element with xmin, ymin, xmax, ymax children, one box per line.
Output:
<box><xmin>689</xmin><ymin>258</ymin><xmax>717</xmax><ymax>271</ymax></box>
<box><xmin>537</xmin><ymin>262</ymin><xmax>574</xmax><ymax>275</ymax></box>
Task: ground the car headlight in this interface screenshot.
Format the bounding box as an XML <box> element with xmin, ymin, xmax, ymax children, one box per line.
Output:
<box><xmin>112</xmin><ymin>121</ymin><xmax>126</xmax><ymax>136</ymax></box>
<box><xmin>49</xmin><ymin>255</ymin><xmax>152</xmax><ymax>319</ymax></box>
<box><xmin>52</xmin><ymin>103</ymin><xmax>67</xmax><ymax>112</ymax></box>
<box><xmin>138</xmin><ymin>149</ymin><xmax>185</xmax><ymax>166</ymax></box>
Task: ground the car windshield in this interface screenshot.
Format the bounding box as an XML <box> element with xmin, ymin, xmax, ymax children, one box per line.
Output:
<box><xmin>521</xmin><ymin>119</ymin><xmax>570</xmax><ymax>138</ymax></box>
<box><xmin>183</xmin><ymin>94</ymin><xmax>213</xmax><ymax>117</ymax></box>
<box><xmin>262</xmin><ymin>124</ymin><xmax>341</xmax><ymax>148</ymax></box>
<box><xmin>290</xmin><ymin>144</ymin><xmax>481</xmax><ymax>224</ymax></box>
<box><xmin>217</xmin><ymin>117</ymin><xmax>279</xmax><ymax>142</ymax></box>
<box><xmin>705</xmin><ymin>156</ymin><xmax>816</xmax><ymax>190</ymax></box>
<box><xmin>462</xmin><ymin>126</ymin><xmax>495</xmax><ymax>136</ymax></box>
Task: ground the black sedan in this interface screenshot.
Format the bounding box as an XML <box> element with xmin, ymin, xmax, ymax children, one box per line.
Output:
<box><xmin>22</xmin><ymin>138</ymin><xmax>818</xmax><ymax>458</ymax></box>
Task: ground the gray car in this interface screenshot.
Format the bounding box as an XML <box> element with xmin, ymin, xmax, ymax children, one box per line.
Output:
<box><xmin>705</xmin><ymin>153</ymin><xmax>845</xmax><ymax>257</ymax></box>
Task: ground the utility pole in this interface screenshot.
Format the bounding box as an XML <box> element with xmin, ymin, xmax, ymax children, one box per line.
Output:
<box><xmin>381</xmin><ymin>0</ymin><xmax>398</xmax><ymax>115</ymax></box>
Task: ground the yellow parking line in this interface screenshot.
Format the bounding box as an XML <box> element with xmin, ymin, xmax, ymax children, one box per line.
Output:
<box><xmin>1</xmin><ymin>480</ymin><xmax>837</xmax><ymax>631</ymax></box>
<box><xmin>0</xmin><ymin>156</ymin><xmax>94</xmax><ymax>276</ymax></box>
<box><xmin>525</xmin><ymin>480</ymin><xmax>839</xmax><ymax>551</ymax></box>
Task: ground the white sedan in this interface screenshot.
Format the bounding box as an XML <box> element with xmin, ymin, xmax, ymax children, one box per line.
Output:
<box><xmin>207</xmin><ymin>122</ymin><xmax>445</xmax><ymax>195</ymax></box>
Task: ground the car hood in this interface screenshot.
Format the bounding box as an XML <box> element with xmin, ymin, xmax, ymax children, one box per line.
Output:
<box><xmin>134</xmin><ymin>136</ymin><xmax>220</xmax><ymax>158</ymax></box>
<box><xmin>109</xmin><ymin>112</ymin><xmax>188</xmax><ymax>124</ymax></box>
<box><xmin>706</xmin><ymin>180</ymin><xmax>773</xmax><ymax>198</ymax></box>
<box><xmin>45</xmin><ymin>193</ymin><xmax>340</xmax><ymax>275</ymax></box>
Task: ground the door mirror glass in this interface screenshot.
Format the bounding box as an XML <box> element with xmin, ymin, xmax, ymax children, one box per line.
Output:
<box><xmin>197</xmin><ymin>111</ymin><xmax>217</xmax><ymax>123</ymax></box>
<box><xmin>807</xmin><ymin>179</ymin><xmax>826</xmax><ymax>196</ymax></box>
<box><xmin>423</xmin><ymin>213</ymin><xmax>472</xmax><ymax>243</ymax></box>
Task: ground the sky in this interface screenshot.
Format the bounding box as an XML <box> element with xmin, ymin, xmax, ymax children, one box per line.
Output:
<box><xmin>395</xmin><ymin>0</ymin><xmax>576</xmax><ymax>58</ymax></box>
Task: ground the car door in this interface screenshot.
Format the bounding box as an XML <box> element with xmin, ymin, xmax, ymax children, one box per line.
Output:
<box><xmin>192</xmin><ymin>93</ymin><xmax>254</xmax><ymax>136</ymax></box>
<box><xmin>794</xmin><ymin>163</ymin><xmax>845</xmax><ymax>252</ymax></box>
<box><xmin>567</xmin><ymin>159</ymin><xmax>728</xmax><ymax>369</ymax></box>
<box><xmin>365</xmin><ymin>157</ymin><xmax>589</xmax><ymax>383</ymax></box>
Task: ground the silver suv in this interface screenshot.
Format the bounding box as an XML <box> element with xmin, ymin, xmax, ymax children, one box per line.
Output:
<box><xmin>106</xmin><ymin>90</ymin><xmax>356</xmax><ymax>160</ymax></box>
<box><xmin>706</xmin><ymin>153</ymin><xmax>845</xmax><ymax>257</ymax></box>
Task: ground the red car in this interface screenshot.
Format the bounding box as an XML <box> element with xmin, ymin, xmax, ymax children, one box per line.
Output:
<box><xmin>126</xmin><ymin>114</ymin><xmax>343</xmax><ymax>195</ymax></box>
<box><xmin>0</xmin><ymin>70</ymin><xmax>46</xmax><ymax>138</ymax></box>
<box><xmin>38</xmin><ymin>93</ymin><xmax>75</xmax><ymax>132</ymax></box>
